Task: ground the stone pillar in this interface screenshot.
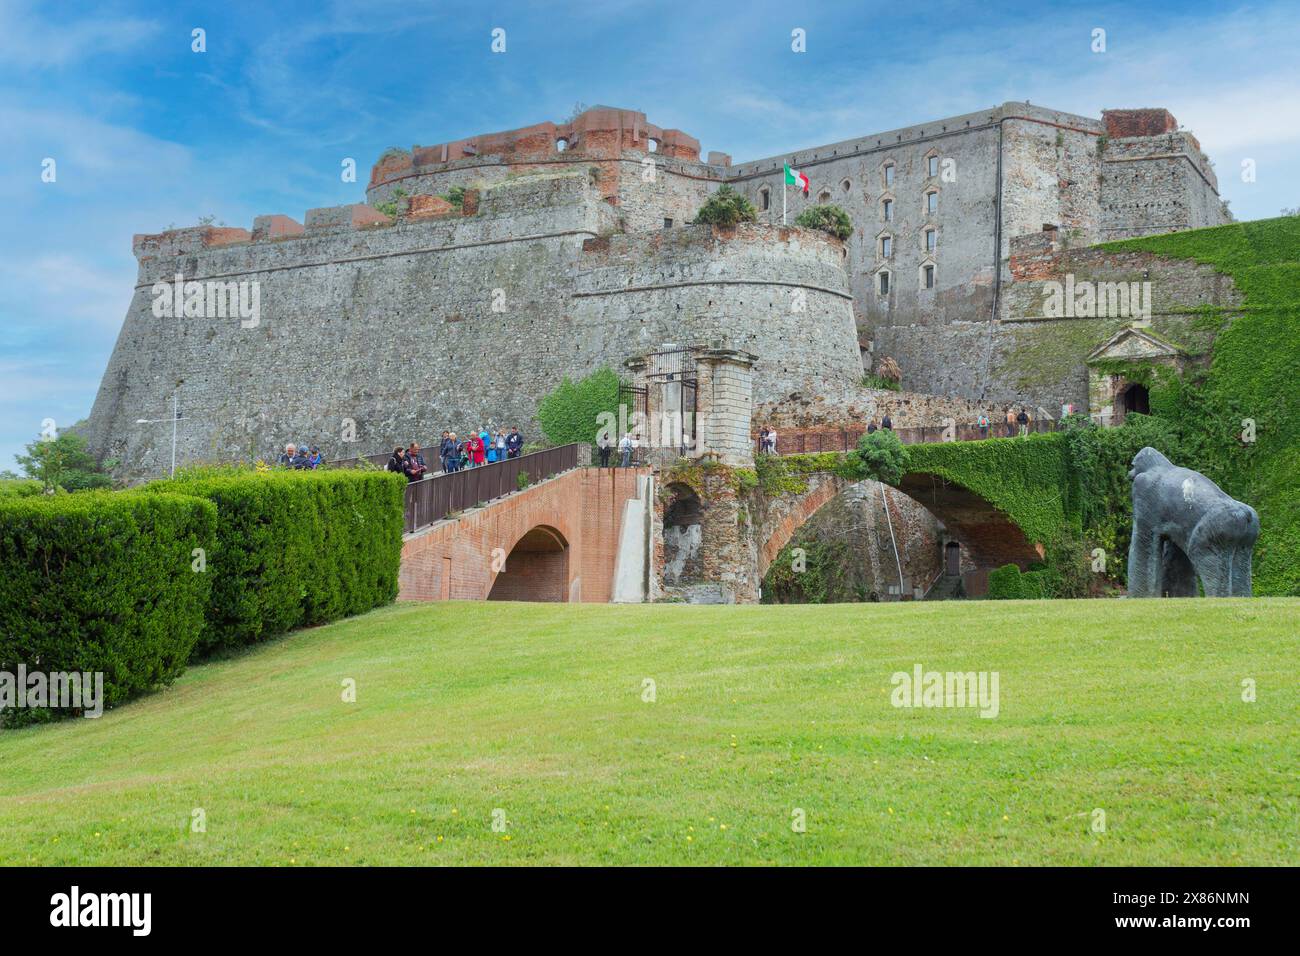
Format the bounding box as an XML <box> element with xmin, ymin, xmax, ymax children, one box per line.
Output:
<box><xmin>693</xmin><ymin>348</ymin><xmax>757</xmax><ymax>466</ymax></box>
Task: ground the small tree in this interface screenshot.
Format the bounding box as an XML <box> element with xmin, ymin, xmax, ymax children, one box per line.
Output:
<box><xmin>692</xmin><ymin>186</ymin><xmax>757</xmax><ymax>227</ymax></box>
<box><xmin>795</xmin><ymin>204</ymin><xmax>853</xmax><ymax>240</ymax></box>
<box><xmin>537</xmin><ymin>368</ymin><xmax>622</xmax><ymax>447</ymax></box>
<box><xmin>855</xmin><ymin>429</ymin><xmax>907</xmax><ymax>485</ymax></box>
<box><xmin>14</xmin><ymin>431</ymin><xmax>113</xmax><ymax>493</ymax></box>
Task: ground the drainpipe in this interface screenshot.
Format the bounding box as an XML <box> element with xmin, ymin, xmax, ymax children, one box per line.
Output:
<box><xmin>979</xmin><ymin>118</ymin><xmax>1007</xmax><ymax>400</ymax></box>
<box><xmin>880</xmin><ymin>483</ymin><xmax>905</xmax><ymax>598</ymax></box>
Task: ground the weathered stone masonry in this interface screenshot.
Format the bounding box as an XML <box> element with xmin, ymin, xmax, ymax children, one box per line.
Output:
<box><xmin>87</xmin><ymin>103</ymin><xmax>1230</xmax><ymax>480</ymax></box>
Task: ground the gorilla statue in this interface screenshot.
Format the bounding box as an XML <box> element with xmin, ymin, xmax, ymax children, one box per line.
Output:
<box><xmin>1126</xmin><ymin>447</ymin><xmax>1259</xmax><ymax>597</ymax></box>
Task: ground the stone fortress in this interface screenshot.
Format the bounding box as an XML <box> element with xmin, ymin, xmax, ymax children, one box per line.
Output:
<box><xmin>86</xmin><ymin>103</ymin><xmax>1232</xmax><ymax>483</ymax></box>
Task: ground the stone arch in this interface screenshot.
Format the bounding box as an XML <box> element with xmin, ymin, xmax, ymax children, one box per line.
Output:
<box><xmin>663</xmin><ymin>482</ymin><xmax>703</xmax><ymax>585</ymax></box>
<box><xmin>758</xmin><ymin>471</ymin><xmax>1041</xmax><ymax>582</ymax></box>
<box><xmin>487</xmin><ymin>523</ymin><xmax>571</xmax><ymax>602</ymax></box>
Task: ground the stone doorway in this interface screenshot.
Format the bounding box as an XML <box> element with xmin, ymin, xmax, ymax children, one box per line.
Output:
<box><xmin>663</xmin><ymin>482</ymin><xmax>703</xmax><ymax>585</ymax></box>
<box><xmin>945</xmin><ymin>540</ymin><xmax>961</xmax><ymax>576</ymax></box>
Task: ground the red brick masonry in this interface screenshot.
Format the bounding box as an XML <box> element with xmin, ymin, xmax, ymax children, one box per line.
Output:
<box><xmin>399</xmin><ymin>467</ymin><xmax>647</xmax><ymax>602</ymax></box>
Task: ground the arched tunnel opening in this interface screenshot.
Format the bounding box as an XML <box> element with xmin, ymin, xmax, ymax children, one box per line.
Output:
<box><xmin>761</xmin><ymin>474</ymin><xmax>1041</xmax><ymax>603</ymax></box>
<box><xmin>487</xmin><ymin>525</ymin><xmax>571</xmax><ymax>602</ymax></box>
<box><xmin>663</xmin><ymin>482</ymin><xmax>704</xmax><ymax>585</ymax></box>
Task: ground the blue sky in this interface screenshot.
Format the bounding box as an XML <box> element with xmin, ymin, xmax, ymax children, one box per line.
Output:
<box><xmin>2</xmin><ymin>0</ymin><xmax>1298</xmax><ymax>472</ymax></box>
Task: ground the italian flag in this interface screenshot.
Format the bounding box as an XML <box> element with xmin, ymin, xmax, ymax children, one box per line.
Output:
<box><xmin>784</xmin><ymin>163</ymin><xmax>809</xmax><ymax>196</ymax></box>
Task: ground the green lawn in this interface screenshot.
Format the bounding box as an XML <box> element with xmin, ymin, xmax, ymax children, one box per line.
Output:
<box><xmin>1</xmin><ymin>599</ymin><xmax>1295</xmax><ymax>866</ymax></box>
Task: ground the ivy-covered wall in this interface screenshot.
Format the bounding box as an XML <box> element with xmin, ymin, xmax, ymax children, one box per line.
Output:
<box><xmin>1101</xmin><ymin>216</ymin><xmax>1300</xmax><ymax>595</ymax></box>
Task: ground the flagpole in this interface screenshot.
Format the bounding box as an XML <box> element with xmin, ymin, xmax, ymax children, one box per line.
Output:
<box><xmin>782</xmin><ymin>175</ymin><xmax>787</xmax><ymax>225</ymax></box>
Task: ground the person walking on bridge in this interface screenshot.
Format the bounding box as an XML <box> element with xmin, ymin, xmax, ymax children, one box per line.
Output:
<box><xmin>1016</xmin><ymin>407</ymin><xmax>1030</xmax><ymax>438</ymax></box>
<box><xmin>1004</xmin><ymin>409</ymin><xmax>1016</xmax><ymax>437</ymax></box>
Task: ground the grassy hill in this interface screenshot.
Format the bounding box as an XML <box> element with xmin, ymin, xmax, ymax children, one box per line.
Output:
<box><xmin>1</xmin><ymin>599</ymin><xmax>1295</xmax><ymax>866</ymax></box>
<box><xmin>1103</xmin><ymin>215</ymin><xmax>1300</xmax><ymax>595</ymax></box>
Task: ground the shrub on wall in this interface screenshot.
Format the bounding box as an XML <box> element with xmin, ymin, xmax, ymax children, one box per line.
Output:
<box><xmin>691</xmin><ymin>186</ymin><xmax>757</xmax><ymax>226</ymax></box>
<box><xmin>537</xmin><ymin>367</ymin><xmax>621</xmax><ymax>449</ymax></box>
<box><xmin>0</xmin><ymin>491</ymin><xmax>216</xmax><ymax>725</ymax></box>
<box><xmin>854</xmin><ymin>429</ymin><xmax>908</xmax><ymax>485</ymax></box>
<box><xmin>148</xmin><ymin>470</ymin><xmax>405</xmax><ymax>653</ymax></box>
<box><xmin>795</xmin><ymin>204</ymin><xmax>853</xmax><ymax>240</ymax></box>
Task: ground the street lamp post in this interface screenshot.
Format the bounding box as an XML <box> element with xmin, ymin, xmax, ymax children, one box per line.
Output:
<box><xmin>136</xmin><ymin>387</ymin><xmax>182</xmax><ymax>477</ymax></box>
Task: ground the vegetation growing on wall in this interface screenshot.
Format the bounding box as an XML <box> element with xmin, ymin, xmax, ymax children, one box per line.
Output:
<box><xmin>795</xmin><ymin>203</ymin><xmax>853</xmax><ymax>240</ymax></box>
<box><xmin>691</xmin><ymin>185</ymin><xmax>757</xmax><ymax>226</ymax></box>
<box><xmin>763</xmin><ymin>538</ymin><xmax>860</xmax><ymax>604</ymax></box>
<box><xmin>905</xmin><ymin>433</ymin><xmax>1080</xmax><ymax>548</ymax></box>
<box><xmin>1102</xmin><ymin>215</ymin><xmax>1300</xmax><ymax>594</ymax></box>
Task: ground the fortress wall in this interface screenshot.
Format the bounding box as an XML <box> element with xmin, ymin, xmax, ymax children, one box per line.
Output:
<box><xmin>985</xmin><ymin>239</ymin><xmax>1242</xmax><ymax>411</ymax></box>
<box><xmin>87</xmin><ymin>174</ymin><xmax>617</xmax><ymax>479</ymax></box>
<box><xmin>726</xmin><ymin>108</ymin><xmax>1007</xmax><ymax>340</ymax></box>
<box><xmin>998</xmin><ymin>114</ymin><xmax>1103</xmax><ymax>255</ymax></box>
<box><xmin>367</xmin><ymin>151</ymin><xmax>724</xmax><ymax>234</ymax></box>
<box><xmin>572</xmin><ymin>223</ymin><xmax>862</xmax><ymax>403</ymax></box>
<box><xmin>1100</xmin><ymin>132</ymin><xmax>1229</xmax><ymax>239</ymax></box>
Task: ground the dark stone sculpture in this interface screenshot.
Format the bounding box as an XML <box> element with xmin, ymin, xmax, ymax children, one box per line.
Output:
<box><xmin>1126</xmin><ymin>447</ymin><xmax>1259</xmax><ymax>597</ymax></box>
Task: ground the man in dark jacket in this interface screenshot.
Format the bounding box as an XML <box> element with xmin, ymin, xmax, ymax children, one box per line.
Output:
<box><xmin>406</xmin><ymin>442</ymin><xmax>427</xmax><ymax>480</ymax></box>
<box><xmin>881</xmin><ymin>414</ymin><xmax>893</xmax><ymax>431</ymax></box>
<box><xmin>290</xmin><ymin>445</ymin><xmax>312</xmax><ymax>469</ymax></box>
<box><xmin>506</xmin><ymin>427</ymin><xmax>523</xmax><ymax>459</ymax></box>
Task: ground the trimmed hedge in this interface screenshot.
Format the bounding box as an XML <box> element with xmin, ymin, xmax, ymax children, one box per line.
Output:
<box><xmin>0</xmin><ymin>479</ymin><xmax>43</xmax><ymax>499</ymax></box>
<box><xmin>147</xmin><ymin>470</ymin><xmax>405</xmax><ymax>653</ymax></box>
<box><xmin>986</xmin><ymin>563</ymin><xmax>1050</xmax><ymax>600</ymax></box>
<box><xmin>0</xmin><ymin>491</ymin><xmax>216</xmax><ymax>723</ymax></box>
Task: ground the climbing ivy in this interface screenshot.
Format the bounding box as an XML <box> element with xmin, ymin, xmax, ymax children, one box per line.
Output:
<box><xmin>904</xmin><ymin>433</ymin><xmax>1080</xmax><ymax>548</ymax></box>
<box><xmin>1102</xmin><ymin>215</ymin><xmax>1300</xmax><ymax>594</ymax></box>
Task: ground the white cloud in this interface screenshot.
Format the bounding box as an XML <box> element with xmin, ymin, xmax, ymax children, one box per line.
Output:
<box><xmin>0</xmin><ymin>1</ymin><xmax>159</xmax><ymax>69</ymax></box>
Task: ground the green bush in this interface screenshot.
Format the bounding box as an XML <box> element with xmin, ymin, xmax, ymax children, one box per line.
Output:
<box><xmin>12</xmin><ymin>432</ymin><xmax>113</xmax><ymax>493</ymax></box>
<box><xmin>692</xmin><ymin>186</ymin><xmax>757</xmax><ymax>227</ymax></box>
<box><xmin>986</xmin><ymin>563</ymin><xmax>1050</xmax><ymax>600</ymax></box>
<box><xmin>0</xmin><ymin>491</ymin><xmax>216</xmax><ymax>725</ymax></box>
<box><xmin>538</xmin><ymin>367</ymin><xmax>621</xmax><ymax>447</ymax></box>
<box><xmin>0</xmin><ymin>479</ymin><xmax>43</xmax><ymax>499</ymax></box>
<box><xmin>795</xmin><ymin>203</ymin><xmax>853</xmax><ymax>240</ymax></box>
<box><xmin>148</xmin><ymin>470</ymin><xmax>405</xmax><ymax>653</ymax></box>
<box><xmin>855</xmin><ymin>429</ymin><xmax>908</xmax><ymax>485</ymax></box>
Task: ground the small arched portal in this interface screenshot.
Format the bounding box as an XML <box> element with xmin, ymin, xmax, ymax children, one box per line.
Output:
<box><xmin>487</xmin><ymin>525</ymin><xmax>570</xmax><ymax>602</ymax></box>
<box><xmin>663</xmin><ymin>482</ymin><xmax>703</xmax><ymax>584</ymax></box>
<box><xmin>944</xmin><ymin>540</ymin><xmax>962</xmax><ymax>576</ymax></box>
<box><xmin>1120</xmin><ymin>382</ymin><xmax>1150</xmax><ymax>420</ymax></box>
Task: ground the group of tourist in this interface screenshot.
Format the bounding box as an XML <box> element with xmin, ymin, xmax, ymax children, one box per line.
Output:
<box><xmin>277</xmin><ymin>443</ymin><xmax>324</xmax><ymax>469</ymax></box>
<box><xmin>976</xmin><ymin>408</ymin><xmax>1032</xmax><ymax>438</ymax></box>
<box><xmin>384</xmin><ymin>428</ymin><xmax>526</xmax><ymax>481</ymax></box>
<box><xmin>757</xmin><ymin>426</ymin><xmax>780</xmax><ymax>454</ymax></box>
<box><xmin>596</xmin><ymin>432</ymin><xmax>640</xmax><ymax>467</ymax></box>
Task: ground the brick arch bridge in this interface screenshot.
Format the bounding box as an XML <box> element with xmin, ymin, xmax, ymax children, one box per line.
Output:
<box><xmin>399</xmin><ymin>467</ymin><xmax>645</xmax><ymax>602</ymax></box>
